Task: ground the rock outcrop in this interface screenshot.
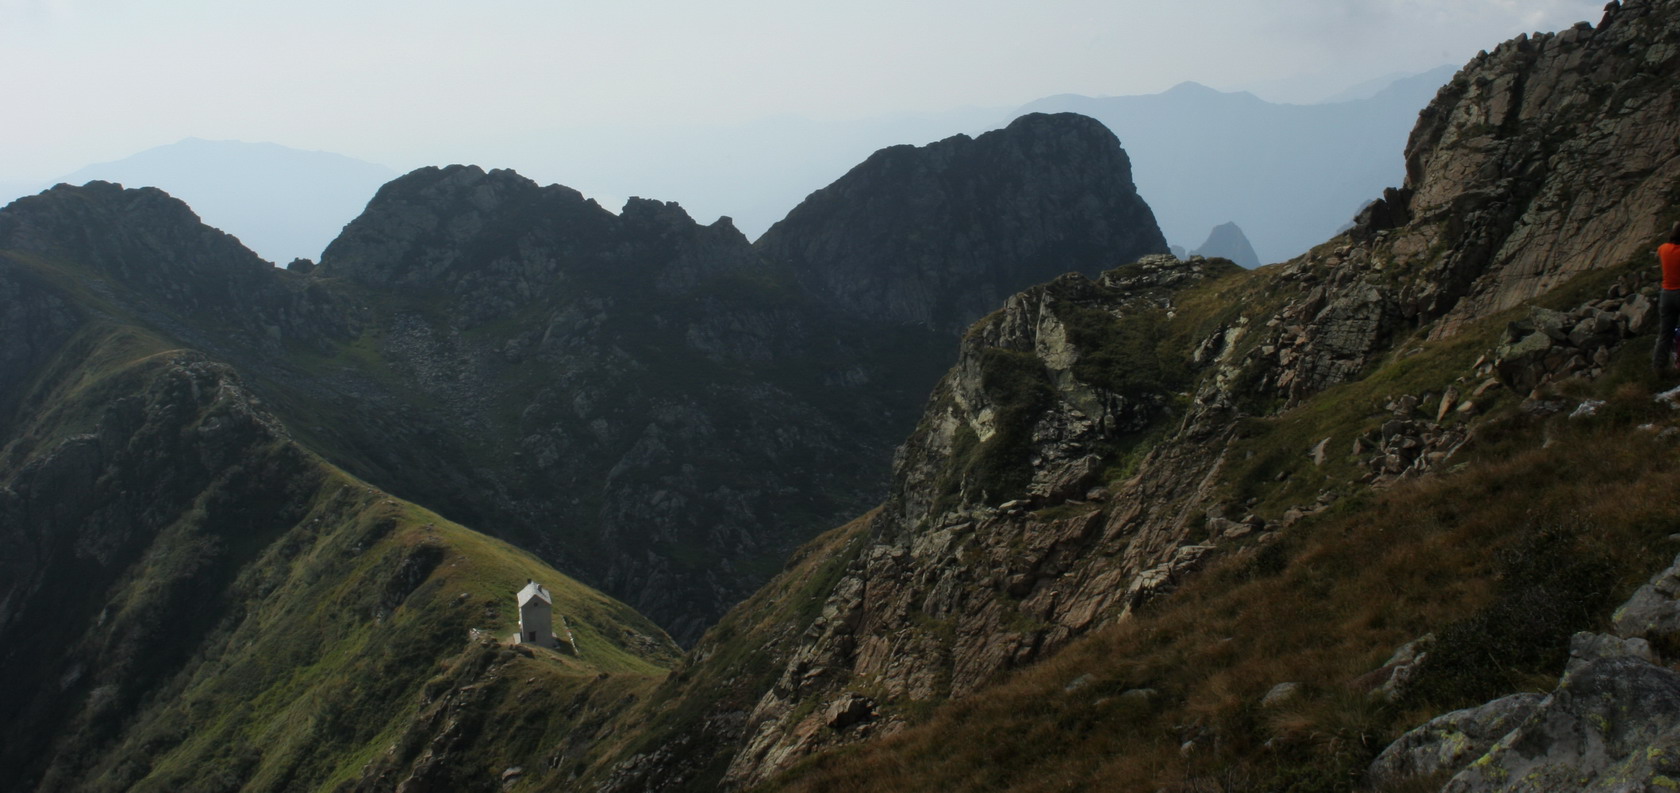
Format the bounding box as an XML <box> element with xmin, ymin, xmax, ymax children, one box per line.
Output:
<box><xmin>1372</xmin><ymin>549</ymin><xmax>1680</xmax><ymax>792</ymax></box>
<box><xmin>756</xmin><ymin>112</ymin><xmax>1169</xmax><ymax>334</ymax></box>
<box><xmin>1377</xmin><ymin>1</ymin><xmax>1680</xmax><ymax>337</ymax></box>
<box><xmin>718</xmin><ymin>256</ymin><xmax>1245</xmax><ymax>787</ymax></box>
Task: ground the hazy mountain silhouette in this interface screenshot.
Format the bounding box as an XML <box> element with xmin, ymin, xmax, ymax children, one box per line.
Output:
<box><xmin>49</xmin><ymin>138</ymin><xmax>396</xmax><ymax>264</ymax></box>
<box><xmin>1190</xmin><ymin>221</ymin><xmax>1260</xmax><ymax>269</ymax></box>
<box><xmin>1016</xmin><ymin>66</ymin><xmax>1455</xmax><ymax>264</ymax></box>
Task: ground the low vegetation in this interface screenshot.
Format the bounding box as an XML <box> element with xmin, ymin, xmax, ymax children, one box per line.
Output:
<box><xmin>752</xmin><ymin>269</ymin><xmax>1680</xmax><ymax>792</ymax></box>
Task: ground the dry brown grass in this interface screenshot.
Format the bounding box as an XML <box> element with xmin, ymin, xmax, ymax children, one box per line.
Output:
<box><xmin>760</xmin><ymin>376</ymin><xmax>1680</xmax><ymax>793</ymax></box>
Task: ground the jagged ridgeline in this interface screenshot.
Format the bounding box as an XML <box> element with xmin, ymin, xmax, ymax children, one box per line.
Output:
<box><xmin>0</xmin><ymin>110</ymin><xmax>1168</xmax><ymax>790</ymax></box>
<box><xmin>0</xmin><ymin>112</ymin><xmax>1167</xmax><ymax>647</ymax></box>
<box><xmin>566</xmin><ymin>2</ymin><xmax>1680</xmax><ymax>791</ymax></box>
<box><xmin>14</xmin><ymin>0</ymin><xmax>1680</xmax><ymax>786</ymax></box>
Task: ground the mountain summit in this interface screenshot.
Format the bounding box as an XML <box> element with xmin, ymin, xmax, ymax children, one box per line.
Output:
<box><xmin>756</xmin><ymin>112</ymin><xmax>1167</xmax><ymax>333</ymax></box>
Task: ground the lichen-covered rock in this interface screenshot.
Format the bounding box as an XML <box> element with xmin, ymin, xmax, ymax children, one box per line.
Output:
<box><xmin>1366</xmin><ymin>692</ymin><xmax>1545</xmax><ymax>790</ymax></box>
<box><xmin>1612</xmin><ymin>553</ymin><xmax>1680</xmax><ymax>642</ymax></box>
<box><xmin>1439</xmin><ymin>656</ymin><xmax>1680</xmax><ymax>792</ymax></box>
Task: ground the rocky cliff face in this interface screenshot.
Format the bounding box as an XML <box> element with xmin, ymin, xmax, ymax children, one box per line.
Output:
<box><xmin>756</xmin><ymin>112</ymin><xmax>1169</xmax><ymax>334</ymax></box>
<box><xmin>1355</xmin><ymin>0</ymin><xmax>1680</xmax><ymax>339</ymax></box>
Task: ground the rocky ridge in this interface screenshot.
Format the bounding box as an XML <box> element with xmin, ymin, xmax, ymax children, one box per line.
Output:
<box><xmin>756</xmin><ymin>112</ymin><xmax>1169</xmax><ymax>334</ymax></box>
<box><xmin>0</xmin><ymin>293</ymin><xmax>679</xmax><ymax>791</ymax></box>
<box><xmin>579</xmin><ymin>3</ymin><xmax>1680</xmax><ymax>788</ymax></box>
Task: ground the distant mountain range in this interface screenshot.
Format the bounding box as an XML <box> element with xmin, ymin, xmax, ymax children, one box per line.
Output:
<box><xmin>1019</xmin><ymin>65</ymin><xmax>1458</xmax><ymax>264</ymax></box>
<box><xmin>3</xmin><ymin>69</ymin><xmax>1450</xmax><ymax>269</ymax></box>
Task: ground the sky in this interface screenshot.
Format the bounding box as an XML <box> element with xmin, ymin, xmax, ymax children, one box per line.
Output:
<box><xmin>0</xmin><ymin>0</ymin><xmax>1607</xmax><ymax>184</ymax></box>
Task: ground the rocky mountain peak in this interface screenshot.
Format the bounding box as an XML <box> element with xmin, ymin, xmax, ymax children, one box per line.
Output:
<box><xmin>755</xmin><ymin>111</ymin><xmax>1168</xmax><ymax>334</ymax></box>
<box><xmin>318</xmin><ymin>165</ymin><xmax>602</xmax><ymax>290</ymax></box>
<box><xmin>0</xmin><ymin>181</ymin><xmax>351</xmax><ymax>353</ymax></box>
<box><xmin>0</xmin><ymin>180</ymin><xmax>269</xmax><ymax>277</ymax></box>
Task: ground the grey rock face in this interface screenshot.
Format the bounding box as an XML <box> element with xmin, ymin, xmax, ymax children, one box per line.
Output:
<box><xmin>719</xmin><ymin>256</ymin><xmax>1244</xmax><ymax>788</ymax></box>
<box><xmin>1394</xmin><ymin>5</ymin><xmax>1680</xmax><ymax>337</ymax></box>
<box><xmin>1366</xmin><ymin>692</ymin><xmax>1546</xmax><ymax>790</ymax></box>
<box><xmin>1440</xmin><ymin>656</ymin><xmax>1680</xmax><ymax>792</ymax></box>
<box><xmin>1612</xmin><ymin>554</ymin><xmax>1680</xmax><ymax>641</ymax></box>
<box><xmin>1372</xmin><ymin>549</ymin><xmax>1680</xmax><ymax>791</ymax></box>
<box><xmin>756</xmin><ymin>112</ymin><xmax>1169</xmax><ymax>334</ymax></box>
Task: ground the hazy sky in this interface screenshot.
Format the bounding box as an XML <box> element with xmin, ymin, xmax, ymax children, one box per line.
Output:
<box><xmin>1</xmin><ymin>0</ymin><xmax>1606</xmax><ymax>181</ymax></box>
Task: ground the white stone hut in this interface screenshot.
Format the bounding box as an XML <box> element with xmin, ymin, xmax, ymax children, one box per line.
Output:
<box><xmin>516</xmin><ymin>580</ymin><xmax>555</xmax><ymax>648</ymax></box>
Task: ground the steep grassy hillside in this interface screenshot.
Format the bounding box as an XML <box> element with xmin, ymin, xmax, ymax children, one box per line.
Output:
<box><xmin>0</xmin><ymin>275</ymin><xmax>679</xmax><ymax>792</ymax></box>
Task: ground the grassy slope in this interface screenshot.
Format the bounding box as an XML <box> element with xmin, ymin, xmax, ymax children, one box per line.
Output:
<box><xmin>0</xmin><ymin>258</ymin><xmax>681</xmax><ymax>792</ymax></box>
<box><xmin>80</xmin><ymin>473</ymin><xmax>679</xmax><ymax>793</ymax></box>
<box><xmin>751</xmin><ymin>258</ymin><xmax>1680</xmax><ymax>792</ymax></box>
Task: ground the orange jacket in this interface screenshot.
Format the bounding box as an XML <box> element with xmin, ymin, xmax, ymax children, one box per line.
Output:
<box><xmin>1663</xmin><ymin>243</ymin><xmax>1680</xmax><ymax>290</ymax></box>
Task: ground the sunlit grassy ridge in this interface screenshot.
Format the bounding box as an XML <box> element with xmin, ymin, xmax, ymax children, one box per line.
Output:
<box><xmin>0</xmin><ymin>292</ymin><xmax>680</xmax><ymax>791</ymax></box>
<box><xmin>84</xmin><ymin>469</ymin><xmax>679</xmax><ymax>793</ymax></box>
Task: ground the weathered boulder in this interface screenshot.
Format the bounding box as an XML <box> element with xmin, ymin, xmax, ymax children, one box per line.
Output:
<box><xmin>1612</xmin><ymin>553</ymin><xmax>1680</xmax><ymax>641</ymax></box>
<box><xmin>1438</xmin><ymin>656</ymin><xmax>1680</xmax><ymax>792</ymax></box>
<box><xmin>1366</xmin><ymin>693</ymin><xmax>1545</xmax><ymax>790</ymax></box>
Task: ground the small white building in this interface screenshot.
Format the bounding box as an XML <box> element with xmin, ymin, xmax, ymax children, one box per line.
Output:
<box><xmin>516</xmin><ymin>580</ymin><xmax>555</xmax><ymax>648</ymax></box>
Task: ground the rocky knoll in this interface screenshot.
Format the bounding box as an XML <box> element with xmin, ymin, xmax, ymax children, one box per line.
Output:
<box><xmin>755</xmin><ymin>112</ymin><xmax>1168</xmax><ymax>334</ymax></box>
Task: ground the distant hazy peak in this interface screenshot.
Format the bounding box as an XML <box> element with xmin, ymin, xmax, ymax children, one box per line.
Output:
<box><xmin>1190</xmin><ymin>221</ymin><xmax>1261</xmax><ymax>269</ymax></box>
<box><xmin>53</xmin><ymin>138</ymin><xmax>399</xmax><ymax>265</ymax></box>
<box><xmin>1162</xmin><ymin>80</ymin><xmax>1219</xmax><ymax>96</ymax></box>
